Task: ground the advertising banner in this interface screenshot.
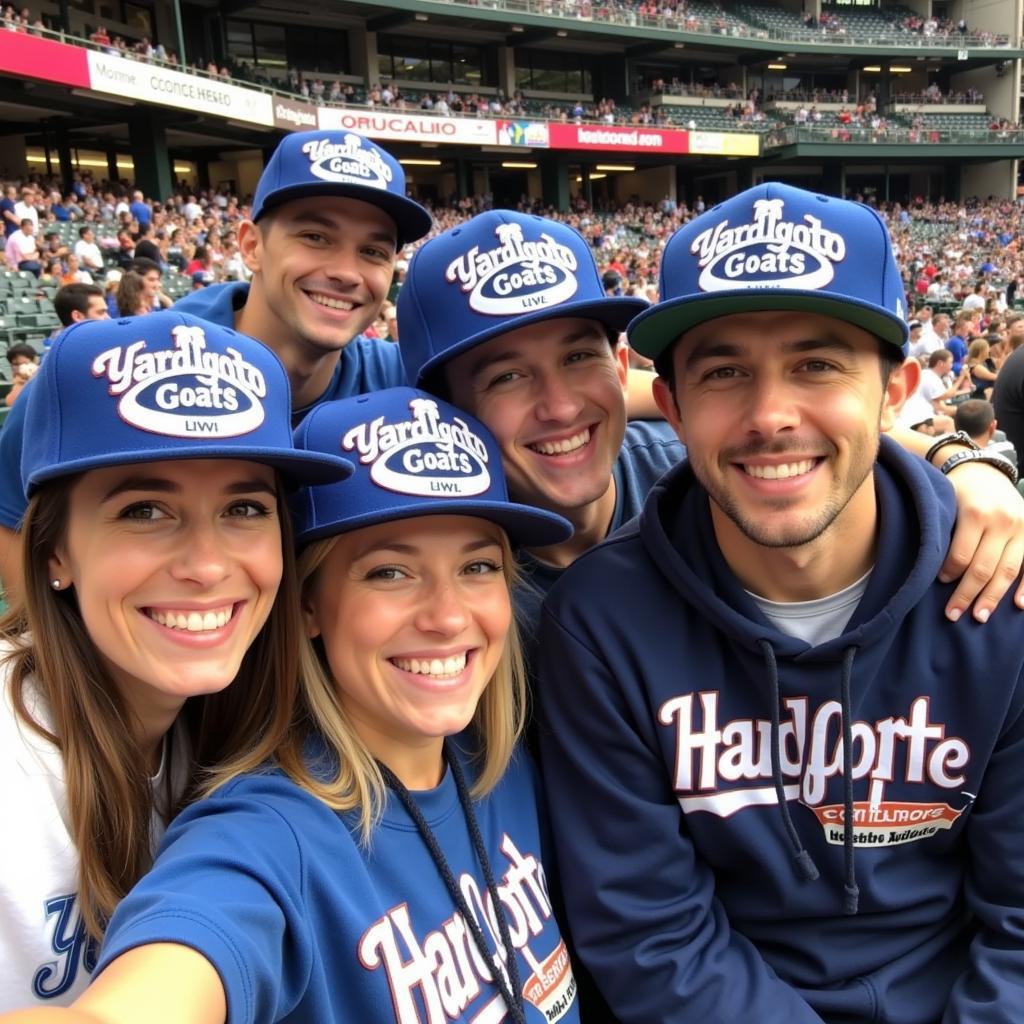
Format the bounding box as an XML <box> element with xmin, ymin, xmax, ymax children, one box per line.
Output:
<box><xmin>86</xmin><ymin>51</ymin><xmax>273</xmax><ymax>126</ymax></box>
<box><xmin>0</xmin><ymin>31</ymin><xmax>89</xmax><ymax>87</ymax></box>
<box><xmin>317</xmin><ymin>107</ymin><xmax>497</xmax><ymax>145</ymax></box>
<box><xmin>273</xmin><ymin>96</ymin><xmax>318</xmax><ymax>131</ymax></box>
<box><xmin>547</xmin><ymin>123</ymin><xmax>689</xmax><ymax>154</ymax></box>
<box><xmin>689</xmin><ymin>131</ymin><xmax>761</xmax><ymax>157</ymax></box>
<box><xmin>496</xmin><ymin>120</ymin><xmax>551</xmax><ymax>148</ymax></box>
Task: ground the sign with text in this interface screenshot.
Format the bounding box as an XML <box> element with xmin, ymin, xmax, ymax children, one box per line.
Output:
<box><xmin>689</xmin><ymin>131</ymin><xmax>761</xmax><ymax>157</ymax></box>
<box><xmin>317</xmin><ymin>107</ymin><xmax>497</xmax><ymax>145</ymax></box>
<box><xmin>547</xmin><ymin>123</ymin><xmax>689</xmax><ymax>154</ymax></box>
<box><xmin>273</xmin><ymin>96</ymin><xmax>318</xmax><ymax>131</ymax></box>
<box><xmin>86</xmin><ymin>51</ymin><xmax>273</xmax><ymax>126</ymax></box>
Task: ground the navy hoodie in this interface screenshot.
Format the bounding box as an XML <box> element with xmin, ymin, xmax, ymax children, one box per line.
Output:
<box><xmin>538</xmin><ymin>437</ymin><xmax>1024</xmax><ymax>1024</ymax></box>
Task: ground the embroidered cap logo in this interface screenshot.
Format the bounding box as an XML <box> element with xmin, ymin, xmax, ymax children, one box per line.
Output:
<box><xmin>342</xmin><ymin>397</ymin><xmax>491</xmax><ymax>497</ymax></box>
<box><xmin>445</xmin><ymin>222</ymin><xmax>579</xmax><ymax>316</ymax></box>
<box><xmin>302</xmin><ymin>134</ymin><xmax>393</xmax><ymax>190</ymax></box>
<box><xmin>92</xmin><ymin>324</ymin><xmax>268</xmax><ymax>438</ymax></box>
<box><xmin>691</xmin><ymin>197</ymin><xmax>847</xmax><ymax>293</ymax></box>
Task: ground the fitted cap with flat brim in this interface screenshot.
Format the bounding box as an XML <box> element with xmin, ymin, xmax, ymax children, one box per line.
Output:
<box><xmin>21</xmin><ymin>312</ymin><xmax>353</xmax><ymax>498</ymax></box>
<box><xmin>628</xmin><ymin>182</ymin><xmax>908</xmax><ymax>361</ymax></box>
<box><xmin>291</xmin><ymin>388</ymin><xmax>572</xmax><ymax>549</ymax></box>
<box><xmin>251</xmin><ymin>129</ymin><xmax>433</xmax><ymax>247</ymax></box>
<box><xmin>398</xmin><ymin>210</ymin><xmax>647</xmax><ymax>388</ymax></box>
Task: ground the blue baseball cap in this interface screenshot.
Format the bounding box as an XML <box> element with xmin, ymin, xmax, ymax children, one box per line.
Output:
<box><xmin>290</xmin><ymin>387</ymin><xmax>573</xmax><ymax>548</ymax></box>
<box><xmin>251</xmin><ymin>130</ymin><xmax>433</xmax><ymax>247</ymax></box>
<box><xmin>398</xmin><ymin>210</ymin><xmax>648</xmax><ymax>388</ymax></box>
<box><xmin>21</xmin><ymin>311</ymin><xmax>354</xmax><ymax>497</ymax></box>
<box><xmin>628</xmin><ymin>182</ymin><xmax>908</xmax><ymax>360</ymax></box>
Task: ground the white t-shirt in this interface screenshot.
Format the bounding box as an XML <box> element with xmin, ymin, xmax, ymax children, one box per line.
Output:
<box><xmin>896</xmin><ymin>367</ymin><xmax>947</xmax><ymax>427</ymax></box>
<box><xmin>0</xmin><ymin>652</ymin><xmax>187</xmax><ymax>1011</ymax></box>
<box><xmin>72</xmin><ymin>239</ymin><xmax>103</xmax><ymax>272</ymax></box>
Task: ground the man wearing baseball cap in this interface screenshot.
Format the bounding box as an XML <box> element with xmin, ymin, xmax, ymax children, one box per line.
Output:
<box><xmin>397</xmin><ymin>210</ymin><xmax>683</xmax><ymax>637</ymax></box>
<box><xmin>0</xmin><ymin>129</ymin><xmax>432</xmax><ymax>602</ymax></box>
<box><xmin>538</xmin><ymin>184</ymin><xmax>1024</xmax><ymax>1022</ymax></box>
<box><xmin>177</xmin><ymin>128</ymin><xmax>433</xmax><ymax>410</ymax></box>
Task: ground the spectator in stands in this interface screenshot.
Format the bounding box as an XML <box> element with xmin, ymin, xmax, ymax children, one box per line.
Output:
<box><xmin>0</xmin><ymin>185</ymin><xmax>18</xmax><ymax>237</ymax></box>
<box><xmin>115</xmin><ymin>271</ymin><xmax>149</xmax><ymax>317</ymax></box>
<box><xmin>947</xmin><ymin>312</ymin><xmax>973</xmax><ymax>374</ymax></box>
<box><xmin>967</xmin><ymin>337</ymin><xmax>999</xmax><ymax>399</ymax></box>
<box><xmin>4</xmin><ymin>342</ymin><xmax>38</xmax><ymax>407</ymax></box>
<box><xmin>4</xmin><ymin>218</ymin><xmax>41</xmax><ymax>277</ymax></box>
<box><xmin>60</xmin><ymin>253</ymin><xmax>92</xmax><ymax>286</ymax></box>
<box><xmin>128</xmin><ymin>189</ymin><xmax>151</xmax><ymax>227</ymax></box>
<box><xmin>133</xmin><ymin>221</ymin><xmax>161</xmax><ymax>264</ymax></box>
<box><xmin>13</xmin><ymin>187</ymin><xmax>38</xmax><ymax>233</ymax></box>
<box><xmin>131</xmin><ymin>256</ymin><xmax>172</xmax><ymax>311</ymax></box>
<box><xmin>72</xmin><ymin>225</ymin><xmax>103</xmax><ymax>276</ymax></box>
<box><xmin>53</xmin><ymin>281</ymin><xmax>109</xmax><ymax>326</ymax></box>
<box><xmin>956</xmin><ymin>398</ymin><xmax>1018</xmax><ymax>468</ymax></box>
<box><xmin>896</xmin><ymin>348</ymin><xmax>964</xmax><ymax>435</ymax></box>
<box><xmin>993</xmin><ymin>338</ymin><xmax>1024</xmax><ymax>465</ymax></box>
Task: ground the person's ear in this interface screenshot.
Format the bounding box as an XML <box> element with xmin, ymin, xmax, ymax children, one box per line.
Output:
<box><xmin>880</xmin><ymin>357</ymin><xmax>919</xmax><ymax>432</ymax></box>
<box><xmin>653</xmin><ymin>375</ymin><xmax>686</xmax><ymax>443</ymax></box>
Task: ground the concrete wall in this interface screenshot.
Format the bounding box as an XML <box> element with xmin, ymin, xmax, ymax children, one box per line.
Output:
<box><xmin>961</xmin><ymin>159</ymin><xmax>1017</xmax><ymax>198</ymax></box>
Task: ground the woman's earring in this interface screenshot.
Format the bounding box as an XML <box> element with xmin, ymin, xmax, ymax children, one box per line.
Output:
<box><xmin>51</xmin><ymin>579</ymin><xmax>62</xmax><ymax>590</ymax></box>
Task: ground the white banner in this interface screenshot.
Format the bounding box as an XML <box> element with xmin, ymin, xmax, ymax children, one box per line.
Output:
<box><xmin>317</xmin><ymin>107</ymin><xmax>497</xmax><ymax>145</ymax></box>
<box><xmin>86</xmin><ymin>52</ymin><xmax>273</xmax><ymax>127</ymax></box>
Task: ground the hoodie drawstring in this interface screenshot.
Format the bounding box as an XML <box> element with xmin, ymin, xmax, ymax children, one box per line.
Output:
<box><xmin>839</xmin><ymin>644</ymin><xmax>861</xmax><ymax>915</ymax></box>
<box><xmin>757</xmin><ymin>639</ymin><xmax>862</xmax><ymax>915</ymax></box>
<box><xmin>757</xmin><ymin>639</ymin><xmax>819</xmax><ymax>883</ymax></box>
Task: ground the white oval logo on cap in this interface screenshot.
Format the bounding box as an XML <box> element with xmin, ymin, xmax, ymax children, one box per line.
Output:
<box><xmin>92</xmin><ymin>325</ymin><xmax>267</xmax><ymax>438</ymax></box>
<box><xmin>691</xmin><ymin>198</ymin><xmax>847</xmax><ymax>292</ymax></box>
<box><xmin>302</xmin><ymin>135</ymin><xmax>392</xmax><ymax>190</ymax></box>
<box><xmin>445</xmin><ymin>222</ymin><xmax>579</xmax><ymax>315</ymax></box>
<box><xmin>342</xmin><ymin>397</ymin><xmax>490</xmax><ymax>497</ymax></box>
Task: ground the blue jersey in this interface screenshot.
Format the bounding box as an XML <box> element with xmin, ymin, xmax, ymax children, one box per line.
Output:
<box><xmin>98</xmin><ymin>745</ymin><xmax>579</xmax><ymax>1024</ymax></box>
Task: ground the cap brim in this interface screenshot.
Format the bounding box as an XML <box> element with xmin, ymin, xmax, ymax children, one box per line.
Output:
<box><xmin>628</xmin><ymin>290</ymin><xmax>909</xmax><ymax>361</ymax></box>
<box><xmin>414</xmin><ymin>295</ymin><xmax>649</xmax><ymax>387</ymax></box>
<box><xmin>295</xmin><ymin>498</ymin><xmax>572</xmax><ymax>550</ymax></box>
<box><xmin>256</xmin><ymin>183</ymin><xmax>433</xmax><ymax>246</ymax></box>
<box><xmin>27</xmin><ymin>446</ymin><xmax>353</xmax><ymax>496</ymax></box>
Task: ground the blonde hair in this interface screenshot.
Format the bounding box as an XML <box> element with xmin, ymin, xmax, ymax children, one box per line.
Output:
<box><xmin>2</xmin><ymin>475</ymin><xmax>304</xmax><ymax>940</ymax></box>
<box><xmin>206</xmin><ymin>524</ymin><xmax>526</xmax><ymax>843</ymax></box>
<box><xmin>967</xmin><ymin>338</ymin><xmax>990</xmax><ymax>362</ymax></box>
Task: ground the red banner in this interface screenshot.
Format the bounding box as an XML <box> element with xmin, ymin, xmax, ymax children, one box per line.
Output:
<box><xmin>0</xmin><ymin>31</ymin><xmax>89</xmax><ymax>87</ymax></box>
<box><xmin>547</xmin><ymin>123</ymin><xmax>689</xmax><ymax>154</ymax></box>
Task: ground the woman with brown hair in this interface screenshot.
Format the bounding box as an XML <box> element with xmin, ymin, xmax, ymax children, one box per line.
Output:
<box><xmin>0</xmin><ymin>311</ymin><xmax>350</xmax><ymax>1011</ymax></box>
<box><xmin>113</xmin><ymin>270</ymin><xmax>149</xmax><ymax>317</ymax></box>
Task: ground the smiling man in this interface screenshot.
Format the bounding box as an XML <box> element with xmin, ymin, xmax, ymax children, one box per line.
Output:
<box><xmin>538</xmin><ymin>184</ymin><xmax>1024</xmax><ymax>1023</ymax></box>
<box><xmin>177</xmin><ymin>129</ymin><xmax>433</xmax><ymax>414</ymax></box>
<box><xmin>397</xmin><ymin>211</ymin><xmax>683</xmax><ymax>639</ymax></box>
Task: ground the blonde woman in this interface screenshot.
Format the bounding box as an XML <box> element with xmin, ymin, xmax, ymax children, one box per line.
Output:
<box><xmin>2</xmin><ymin>389</ymin><xmax>579</xmax><ymax>1024</ymax></box>
<box><xmin>0</xmin><ymin>312</ymin><xmax>350</xmax><ymax>1011</ymax></box>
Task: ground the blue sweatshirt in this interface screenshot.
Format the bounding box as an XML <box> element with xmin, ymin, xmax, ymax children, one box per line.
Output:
<box><xmin>97</xmin><ymin>745</ymin><xmax>579</xmax><ymax>1024</ymax></box>
<box><xmin>537</xmin><ymin>438</ymin><xmax>1024</xmax><ymax>1024</ymax></box>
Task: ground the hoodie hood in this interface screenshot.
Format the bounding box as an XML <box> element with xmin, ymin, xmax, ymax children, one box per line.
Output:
<box><xmin>638</xmin><ymin>435</ymin><xmax>955</xmax><ymax>660</ymax></box>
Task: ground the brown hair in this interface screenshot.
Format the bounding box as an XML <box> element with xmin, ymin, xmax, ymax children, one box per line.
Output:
<box><xmin>1</xmin><ymin>474</ymin><xmax>304</xmax><ymax>940</ymax></box>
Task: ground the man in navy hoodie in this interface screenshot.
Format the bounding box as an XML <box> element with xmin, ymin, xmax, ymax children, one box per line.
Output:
<box><xmin>539</xmin><ymin>183</ymin><xmax>1024</xmax><ymax>1023</ymax></box>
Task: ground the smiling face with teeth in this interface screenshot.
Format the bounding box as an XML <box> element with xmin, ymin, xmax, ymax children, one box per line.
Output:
<box><xmin>444</xmin><ymin>317</ymin><xmax>629</xmax><ymax>546</ymax></box>
<box><xmin>49</xmin><ymin>459</ymin><xmax>284</xmax><ymax>741</ymax></box>
<box><xmin>237</xmin><ymin>196</ymin><xmax>397</xmax><ymax>400</ymax></box>
<box><xmin>304</xmin><ymin>515</ymin><xmax>511</xmax><ymax>785</ymax></box>
<box><xmin>654</xmin><ymin>310</ymin><xmax>913</xmax><ymax>594</ymax></box>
